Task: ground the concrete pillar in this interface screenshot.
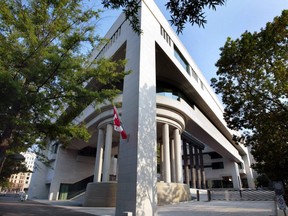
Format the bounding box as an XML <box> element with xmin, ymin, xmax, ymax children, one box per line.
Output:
<box><xmin>231</xmin><ymin>162</ymin><xmax>242</xmax><ymax>189</ymax></box>
<box><xmin>163</xmin><ymin>123</ymin><xmax>171</xmax><ymax>183</ymax></box>
<box><xmin>110</xmin><ymin>156</ymin><xmax>117</xmax><ymax>177</ymax></box>
<box><xmin>94</xmin><ymin>128</ymin><xmax>104</xmax><ymax>182</ymax></box>
<box><xmin>160</xmin><ymin>142</ymin><xmax>164</xmax><ymax>181</ymax></box>
<box><xmin>174</xmin><ymin>128</ymin><xmax>183</xmax><ymax>183</ymax></box>
<box><xmin>170</xmin><ymin>139</ymin><xmax>176</xmax><ymax>182</ymax></box>
<box><xmin>194</xmin><ymin>147</ymin><xmax>200</xmax><ymax>188</ymax></box>
<box><xmin>242</xmin><ymin>154</ymin><xmax>256</xmax><ymax>188</ymax></box>
<box><xmin>48</xmin><ymin>181</ymin><xmax>60</xmax><ymax>200</ymax></box>
<box><xmin>115</xmin><ymin>3</ymin><xmax>158</xmax><ymax>214</ymax></box>
<box><xmin>182</xmin><ymin>140</ymin><xmax>189</xmax><ymax>185</ymax></box>
<box><xmin>189</xmin><ymin>144</ymin><xmax>196</xmax><ymax>188</ymax></box>
<box><xmin>199</xmin><ymin>149</ymin><xmax>206</xmax><ymax>189</ymax></box>
<box><xmin>102</xmin><ymin>124</ymin><xmax>113</xmax><ymax>182</ymax></box>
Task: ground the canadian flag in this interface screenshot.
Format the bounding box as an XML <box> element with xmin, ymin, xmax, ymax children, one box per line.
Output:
<box><xmin>113</xmin><ymin>106</ymin><xmax>128</xmax><ymax>139</ymax></box>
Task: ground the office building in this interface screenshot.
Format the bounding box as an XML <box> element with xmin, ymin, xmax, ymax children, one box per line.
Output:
<box><xmin>28</xmin><ymin>1</ymin><xmax>255</xmax><ymax>215</ymax></box>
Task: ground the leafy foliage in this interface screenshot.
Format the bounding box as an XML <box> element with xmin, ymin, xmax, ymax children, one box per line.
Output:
<box><xmin>102</xmin><ymin>0</ymin><xmax>141</xmax><ymax>34</ymax></box>
<box><xmin>211</xmin><ymin>10</ymin><xmax>288</xmax><ymax>181</ymax></box>
<box><xmin>101</xmin><ymin>0</ymin><xmax>226</xmax><ymax>34</ymax></box>
<box><xmin>0</xmin><ymin>0</ymin><xmax>127</xmax><ymax>167</ymax></box>
<box><xmin>166</xmin><ymin>0</ymin><xmax>226</xmax><ymax>33</ymax></box>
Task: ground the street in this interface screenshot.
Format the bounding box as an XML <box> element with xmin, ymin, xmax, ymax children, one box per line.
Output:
<box><xmin>0</xmin><ymin>194</ymin><xmax>94</xmax><ymax>216</ymax></box>
<box><xmin>0</xmin><ymin>193</ymin><xmax>278</xmax><ymax>216</ymax></box>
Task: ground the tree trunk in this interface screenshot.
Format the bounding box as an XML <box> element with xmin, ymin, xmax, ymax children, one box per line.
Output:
<box><xmin>0</xmin><ymin>146</ymin><xmax>8</xmax><ymax>175</ymax></box>
<box><xmin>0</xmin><ymin>126</ymin><xmax>13</xmax><ymax>174</ymax></box>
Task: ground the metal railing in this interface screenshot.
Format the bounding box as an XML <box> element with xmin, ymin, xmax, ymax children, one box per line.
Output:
<box><xmin>210</xmin><ymin>189</ymin><xmax>275</xmax><ymax>201</ymax></box>
<box><xmin>59</xmin><ymin>175</ymin><xmax>94</xmax><ymax>200</ymax></box>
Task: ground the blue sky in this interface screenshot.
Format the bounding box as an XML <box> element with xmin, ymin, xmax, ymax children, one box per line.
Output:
<box><xmin>155</xmin><ymin>0</ymin><xmax>288</xmax><ymax>84</ymax></box>
<box><xmin>98</xmin><ymin>1</ymin><xmax>288</xmax><ymax>84</ymax></box>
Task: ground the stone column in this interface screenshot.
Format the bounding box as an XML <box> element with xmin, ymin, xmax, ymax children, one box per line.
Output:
<box><xmin>94</xmin><ymin>128</ymin><xmax>104</xmax><ymax>182</ymax></box>
<box><xmin>170</xmin><ymin>139</ymin><xmax>176</xmax><ymax>182</ymax></box>
<box><xmin>102</xmin><ymin>124</ymin><xmax>113</xmax><ymax>182</ymax></box>
<box><xmin>231</xmin><ymin>162</ymin><xmax>242</xmax><ymax>189</ymax></box>
<box><xmin>199</xmin><ymin>149</ymin><xmax>206</xmax><ymax>189</ymax></box>
<box><xmin>110</xmin><ymin>156</ymin><xmax>117</xmax><ymax>181</ymax></box>
<box><xmin>242</xmin><ymin>154</ymin><xmax>256</xmax><ymax>188</ymax></box>
<box><xmin>189</xmin><ymin>144</ymin><xmax>196</xmax><ymax>188</ymax></box>
<box><xmin>163</xmin><ymin>123</ymin><xmax>171</xmax><ymax>183</ymax></box>
<box><xmin>194</xmin><ymin>147</ymin><xmax>200</xmax><ymax>188</ymax></box>
<box><xmin>174</xmin><ymin>128</ymin><xmax>183</xmax><ymax>183</ymax></box>
<box><xmin>160</xmin><ymin>142</ymin><xmax>164</xmax><ymax>181</ymax></box>
<box><xmin>182</xmin><ymin>140</ymin><xmax>189</xmax><ymax>185</ymax></box>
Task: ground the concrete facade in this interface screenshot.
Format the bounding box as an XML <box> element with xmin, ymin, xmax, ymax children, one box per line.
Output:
<box><xmin>28</xmin><ymin>1</ymin><xmax>256</xmax><ymax>216</ymax></box>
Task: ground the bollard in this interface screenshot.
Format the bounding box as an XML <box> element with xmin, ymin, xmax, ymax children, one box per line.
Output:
<box><xmin>197</xmin><ymin>190</ymin><xmax>200</xmax><ymax>201</ymax></box>
<box><xmin>207</xmin><ymin>190</ymin><xmax>211</xmax><ymax>202</ymax></box>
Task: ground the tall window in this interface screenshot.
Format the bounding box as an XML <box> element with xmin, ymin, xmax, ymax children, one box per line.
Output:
<box><xmin>174</xmin><ymin>45</ymin><xmax>190</xmax><ymax>75</ymax></box>
<box><xmin>156</xmin><ymin>81</ymin><xmax>195</xmax><ymax>109</ymax></box>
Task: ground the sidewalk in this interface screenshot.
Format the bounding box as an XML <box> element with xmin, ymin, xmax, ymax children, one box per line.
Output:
<box><xmin>35</xmin><ymin>199</ymin><xmax>278</xmax><ymax>216</ymax></box>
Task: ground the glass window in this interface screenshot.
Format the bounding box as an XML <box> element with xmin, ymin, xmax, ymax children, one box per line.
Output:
<box><xmin>209</xmin><ymin>152</ymin><xmax>222</xmax><ymax>159</ymax></box>
<box><xmin>238</xmin><ymin>163</ymin><xmax>243</xmax><ymax>169</ymax></box>
<box><xmin>156</xmin><ymin>81</ymin><xmax>195</xmax><ymax>109</ymax></box>
<box><xmin>191</xmin><ymin>67</ymin><xmax>198</xmax><ymax>82</ymax></box>
<box><xmin>212</xmin><ymin>162</ymin><xmax>224</xmax><ymax>169</ymax></box>
<box><xmin>174</xmin><ymin>45</ymin><xmax>190</xmax><ymax>75</ymax></box>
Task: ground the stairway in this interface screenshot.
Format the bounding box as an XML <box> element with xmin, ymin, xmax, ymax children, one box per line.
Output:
<box><xmin>58</xmin><ymin>175</ymin><xmax>94</xmax><ymax>200</ymax></box>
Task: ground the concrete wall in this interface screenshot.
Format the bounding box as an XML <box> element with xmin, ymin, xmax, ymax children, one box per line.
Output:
<box><xmin>84</xmin><ymin>182</ymin><xmax>117</xmax><ymax>207</ymax></box>
<box><xmin>204</xmin><ymin>159</ymin><xmax>241</xmax><ymax>189</ymax></box>
<box><xmin>28</xmin><ymin>159</ymin><xmax>50</xmax><ymax>199</ymax></box>
<box><xmin>84</xmin><ymin>182</ymin><xmax>191</xmax><ymax>207</ymax></box>
<box><xmin>157</xmin><ymin>182</ymin><xmax>191</xmax><ymax>205</ymax></box>
<box><xmin>48</xmin><ymin>147</ymin><xmax>95</xmax><ymax>200</ymax></box>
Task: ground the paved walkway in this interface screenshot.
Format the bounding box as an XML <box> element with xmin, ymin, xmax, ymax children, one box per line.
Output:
<box><xmin>158</xmin><ymin>200</ymin><xmax>277</xmax><ymax>216</ymax></box>
<box><xmin>0</xmin><ymin>194</ymin><xmax>280</xmax><ymax>216</ymax></box>
<box><xmin>35</xmin><ymin>199</ymin><xmax>278</xmax><ymax>216</ymax></box>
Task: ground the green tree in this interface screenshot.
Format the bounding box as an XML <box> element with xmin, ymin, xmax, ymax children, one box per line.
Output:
<box><xmin>101</xmin><ymin>0</ymin><xmax>226</xmax><ymax>34</ymax></box>
<box><xmin>211</xmin><ymin>10</ymin><xmax>288</xmax><ymax>182</ymax></box>
<box><xmin>0</xmin><ymin>0</ymin><xmax>127</xmax><ymax>171</ymax></box>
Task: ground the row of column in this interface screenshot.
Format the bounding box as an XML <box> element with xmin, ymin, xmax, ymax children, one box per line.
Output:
<box><xmin>94</xmin><ymin>124</ymin><xmax>115</xmax><ymax>183</ymax></box>
<box><xmin>159</xmin><ymin>123</ymin><xmax>183</xmax><ymax>183</ymax></box>
<box><xmin>93</xmin><ymin>122</ymin><xmax>206</xmax><ymax>189</ymax></box>
<box><xmin>182</xmin><ymin>141</ymin><xmax>206</xmax><ymax>189</ymax></box>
